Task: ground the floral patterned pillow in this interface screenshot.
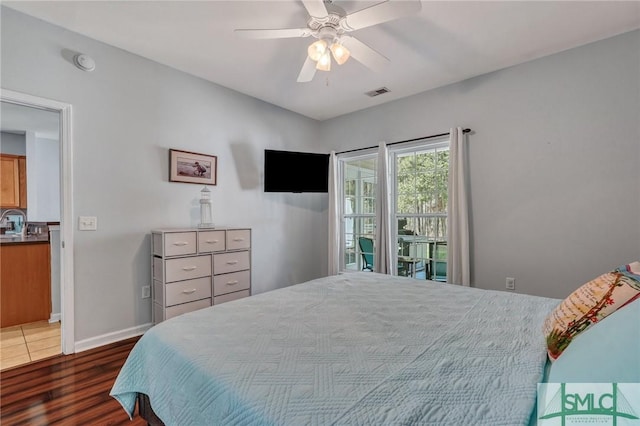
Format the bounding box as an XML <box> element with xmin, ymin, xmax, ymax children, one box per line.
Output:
<box><xmin>543</xmin><ymin>261</ymin><xmax>640</xmax><ymax>361</ymax></box>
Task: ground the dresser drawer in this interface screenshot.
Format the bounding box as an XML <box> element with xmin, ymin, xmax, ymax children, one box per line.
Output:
<box><xmin>164</xmin><ymin>232</ymin><xmax>197</xmax><ymax>256</ymax></box>
<box><xmin>198</xmin><ymin>230</ymin><xmax>226</xmax><ymax>253</ymax></box>
<box><xmin>166</xmin><ymin>277</ymin><xmax>212</xmax><ymax>307</ymax></box>
<box><xmin>165</xmin><ymin>255</ymin><xmax>212</xmax><ymax>283</ymax></box>
<box><xmin>226</xmin><ymin>229</ymin><xmax>251</xmax><ymax>251</ymax></box>
<box><xmin>213</xmin><ymin>270</ymin><xmax>250</xmax><ymax>296</ymax></box>
<box><xmin>213</xmin><ymin>251</ymin><xmax>250</xmax><ymax>275</ymax></box>
<box><xmin>214</xmin><ymin>290</ymin><xmax>250</xmax><ymax>305</ymax></box>
<box><xmin>165</xmin><ymin>298</ymin><xmax>211</xmax><ymax>320</ymax></box>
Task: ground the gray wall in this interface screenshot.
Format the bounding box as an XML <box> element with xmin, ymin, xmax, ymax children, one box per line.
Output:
<box><xmin>3</xmin><ymin>5</ymin><xmax>639</xmax><ymax>345</ymax></box>
<box><xmin>1</xmin><ymin>7</ymin><xmax>326</xmax><ymax>341</ymax></box>
<box><xmin>0</xmin><ymin>131</ymin><xmax>26</xmax><ymax>155</ymax></box>
<box><xmin>322</xmin><ymin>30</ymin><xmax>640</xmax><ymax>299</ymax></box>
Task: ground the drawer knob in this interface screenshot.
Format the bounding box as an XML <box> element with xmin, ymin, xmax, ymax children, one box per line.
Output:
<box><xmin>226</xmin><ymin>260</ymin><xmax>238</xmax><ymax>265</ymax></box>
<box><xmin>173</xmin><ymin>242</ymin><xmax>189</xmax><ymax>246</ymax></box>
<box><xmin>206</xmin><ymin>240</ymin><xmax>219</xmax><ymax>244</ymax></box>
<box><xmin>182</xmin><ymin>289</ymin><xmax>197</xmax><ymax>294</ymax></box>
<box><xmin>233</xmin><ymin>238</ymin><xmax>245</xmax><ymax>242</ymax></box>
<box><xmin>182</xmin><ymin>266</ymin><xmax>197</xmax><ymax>271</ymax></box>
<box><xmin>226</xmin><ymin>280</ymin><xmax>239</xmax><ymax>286</ymax></box>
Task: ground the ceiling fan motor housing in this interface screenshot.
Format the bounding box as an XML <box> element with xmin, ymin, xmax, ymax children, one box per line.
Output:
<box><xmin>316</xmin><ymin>26</ymin><xmax>339</xmax><ymax>43</ymax></box>
<box><xmin>307</xmin><ymin>4</ymin><xmax>347</xmax><ymax>41</ymax></box>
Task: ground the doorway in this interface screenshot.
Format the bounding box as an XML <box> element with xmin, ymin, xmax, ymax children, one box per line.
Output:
<box><xmin>0</xmin><ymin>89</ymin><xmax>74</xmax><ymax>369</ymax></box>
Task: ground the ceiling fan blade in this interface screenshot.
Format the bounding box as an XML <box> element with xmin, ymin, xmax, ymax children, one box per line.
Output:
<box><xmin>341</xmin><ymin>0</ymin><xmax>422</xmax><ymax>31</ymax></box>
<box><xmin>301</xmin><ymin>0</ymin><xmax>328</xmax><ymax>18</ymax></box>
<box><xmin>234</xmin><ymin>28</ymin><xmax>311</xmax><ymax>39</ymax></box>
<box><xmin>341</xmin><ymin>35</ymin><xmax>389</xmax><ymax>72</ymax></box>
<box><xmin>297</xmin><ymin>57</ymin><xmax>317</xmax><ymax>83</ymax></box>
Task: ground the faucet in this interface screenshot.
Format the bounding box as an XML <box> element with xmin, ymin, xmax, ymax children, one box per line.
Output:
<box><xmin>0</xmin><ymin>209</ymin><xmax>27</xmax><ymax>236</ymax></box>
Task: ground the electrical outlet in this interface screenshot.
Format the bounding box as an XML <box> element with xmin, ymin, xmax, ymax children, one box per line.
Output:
<box><xmin>142</xmin><ymin>286</ymin><xmax>151</xmax><ymax>299</ymax></box>
<box><xmin>78</xmin><ymin>216</ymin><xmax>98</xmax><ymax>231</ymax></box>
<box><xmin>506</xmin><ymin>277</ymin><xmax>515</xmax><ymax>290</ymax></box>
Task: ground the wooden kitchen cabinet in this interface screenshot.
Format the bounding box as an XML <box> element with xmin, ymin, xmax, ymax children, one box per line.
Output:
<box><xmin>0</xmin><ymin>154</ymin><xmax>27</xmax><ymax>209</ymax></box>
<box><xmin>0</xmin><ymin>242</ymin><xmax>51</xmax><ymax>327</ymax></box>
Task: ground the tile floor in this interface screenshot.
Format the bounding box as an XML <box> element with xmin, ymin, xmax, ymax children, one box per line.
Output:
<box><xmin>0</xmin><ymin>321</ymin><xmax>61</xmax><ymax>371</ymax></box>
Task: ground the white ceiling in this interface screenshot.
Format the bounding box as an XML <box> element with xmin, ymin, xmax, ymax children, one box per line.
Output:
<box><xmin>4</xmin><ymin>1</ymin><xmax>640</xmax><ymax>121</ymax></box>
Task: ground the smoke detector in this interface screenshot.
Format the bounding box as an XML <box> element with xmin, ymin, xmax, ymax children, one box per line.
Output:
<box><xmin>73</xmin><ymin>54</ymin><xmax>96</xmax><ymax>72</ymax></box>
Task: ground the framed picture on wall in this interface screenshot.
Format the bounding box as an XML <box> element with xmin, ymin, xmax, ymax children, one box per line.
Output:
<box><xmin>169</xmin><ymin>149</ymin><xmax>217</xmax><ymax>185</ymax></box>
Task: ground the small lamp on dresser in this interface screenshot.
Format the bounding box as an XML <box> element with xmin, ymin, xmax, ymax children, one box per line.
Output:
<box><xmin>199</xmin><ymin>186</ymin><xmax>214</xmax><ymax>228</ymax></box>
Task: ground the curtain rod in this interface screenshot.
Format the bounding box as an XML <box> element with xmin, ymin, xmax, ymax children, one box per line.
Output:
<box><xmin>336</xmin><ymin>128</ymin><xmax>471</xmax><ymax>155</ymax></box>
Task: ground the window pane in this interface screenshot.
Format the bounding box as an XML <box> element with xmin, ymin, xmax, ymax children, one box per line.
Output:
<box><xmin>397</xmin><ymin>171</ymin><xmax>415</xmax><ymax>187</ymax></box>
<box><xmin>397</xmin><ymin>153</ymin><xmax>416</xmax><ymax>173</ymax></box>
<box><xmin>362</xmin><ymin>197</ymin><xmax>375</xmax><ymax>214</ymax></box>
<box><xmin>362</xmin><ymin>178</ymin><xmax>376</xmax><ymax>197</ymax></box>
<box><xmin>417</xmin><ymin>151</ymin><xmax>435</xmax><ymax>171</ymax></box>
<box><xmin>436</xmin><ymin>149</ymin><xmax>449</xmax><ymax>172</ymax></box>
<box><xmin>359</xmin><ymin>159</ymin><xmax>376</xmax><ymax>176</ymax></box>
<box><xmin>397</xmin><ymin>217</ymin><xmax>415</xmax><ymax>235</ymax></box>
<box><xmin>363</xmin><ymin>217</ymin><xmax>375</xmax><ymax>237</ymax></box>
<box><xmin>397</xmin><ymin>193</ymin><xmax>416</xmax><ymax>214</ymax></box>
<box><xmin>345</xmin><ymin>179</ymin><xmax>356</xmax><ymax>196</ymax></box>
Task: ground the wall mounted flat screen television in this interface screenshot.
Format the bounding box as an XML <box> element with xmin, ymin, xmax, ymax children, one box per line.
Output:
<box><xmin>264</xmin><ymin>149</ymin><xmax>330</xmax><ymax>193</ymax></box>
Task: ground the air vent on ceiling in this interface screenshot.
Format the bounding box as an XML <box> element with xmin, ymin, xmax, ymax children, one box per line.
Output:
<box><xmin>365</xmin><ymin>87</ymin><xmax>390</xmax><ymax>97</ymax></box>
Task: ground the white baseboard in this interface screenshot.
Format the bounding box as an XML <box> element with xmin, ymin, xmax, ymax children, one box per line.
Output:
<box><xmin>49</xmin><ymin>313</ymin><xmax>61</xmax><ymax>323</ymax></box>
<box><xmin>74</xmin><ymin>323</ymin><xmax>153</xmax><ymax>353</ymax></box>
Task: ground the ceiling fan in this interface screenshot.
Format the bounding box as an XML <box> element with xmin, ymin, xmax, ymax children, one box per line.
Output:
<box><xmin>235</xmin><ymin>0</ymin><xmax>422</xmax><ymax>82</ymax></box>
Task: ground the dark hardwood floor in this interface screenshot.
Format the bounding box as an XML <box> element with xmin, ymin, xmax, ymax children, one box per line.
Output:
<box><xmin>1</xmin><ymin>336</ymin><xmax>147</xmax><ymax>425</ymax></box>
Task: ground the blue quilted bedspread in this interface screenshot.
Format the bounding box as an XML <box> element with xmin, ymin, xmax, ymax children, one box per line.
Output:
<box><xmin>111</xmin><ymin>273</ymin><xmax>559</xmax><ymax>425</ymax></box>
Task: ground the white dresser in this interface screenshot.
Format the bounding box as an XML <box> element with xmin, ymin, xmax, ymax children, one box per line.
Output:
<box><xmin>151</xmin><ymin>227</ymin><xmax>251</xmax><ymax>324</ymax></box>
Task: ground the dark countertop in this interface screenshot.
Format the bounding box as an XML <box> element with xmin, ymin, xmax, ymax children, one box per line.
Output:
<box><xmin>0</xmin><ymin>234</ymin><xmax>50</xmax><ymax>246</ymax></box>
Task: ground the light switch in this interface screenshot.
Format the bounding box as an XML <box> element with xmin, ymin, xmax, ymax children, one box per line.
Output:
<box><xmin>78</xmin><ymin>216</ymin><xmax>98</xmax><ymax>231</ymax></box>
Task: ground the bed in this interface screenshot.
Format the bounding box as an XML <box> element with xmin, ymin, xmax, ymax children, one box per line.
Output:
<box><xmin>111</xmin><ymin>272</ymin><xmax>566</xmax><ymax>425</ymax></box>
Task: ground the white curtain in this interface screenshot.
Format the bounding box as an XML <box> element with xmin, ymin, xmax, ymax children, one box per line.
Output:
<box><xmin>374</xmin><ymin>142</ymin><xmax>393</xmax><ymax>274</ymax></box>
<box><xmin>447</xmin><ymin>127</ymin><xmax>470</xmax><ymax>286</ymax></box>
<box><xmin>327</xmin><ymin>151</ymin><xmax>340</xmax><ymax>276</ymax></box>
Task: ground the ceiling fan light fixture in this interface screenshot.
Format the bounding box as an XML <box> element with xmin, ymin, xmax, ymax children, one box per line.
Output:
<box><xmin>330</xmin><ymin>42</ymin><xmax>350</xmax><ymax>65</ymax></box>
<box><xmin>316</xmin><ymin>51</ymin><xmax>331</xmax><ymax>71</ymax></box>
<box><xmin>307</xmin><ymin>39</ymin><xmax>327</xmax><ymax>62</ymax></box>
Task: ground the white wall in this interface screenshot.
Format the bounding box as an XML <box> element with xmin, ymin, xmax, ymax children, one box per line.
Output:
<box><xmin>25</xmin><ymin>133</ymin><xmax>61</xmax><ymax>222</ymax></box>
<box><xmin>0</xmin><ymin>131</ymin><xmax>26</xmax><ymax>155</ymax></box>
<box><xmin>322</xmin><ymin>30</ymin><xmax>640</xmax><ymax>299</ymax></box>
<box><xmin>1</xmin><ymin>7</ymin><xmax>326</xmax><ymax>341</ymax></box>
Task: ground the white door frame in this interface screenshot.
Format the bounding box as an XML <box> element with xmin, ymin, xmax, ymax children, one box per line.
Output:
<box><xmin>1</xmin><ymin>88</ymin><xmax>75</xmax><ymax>354</ymax></box>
